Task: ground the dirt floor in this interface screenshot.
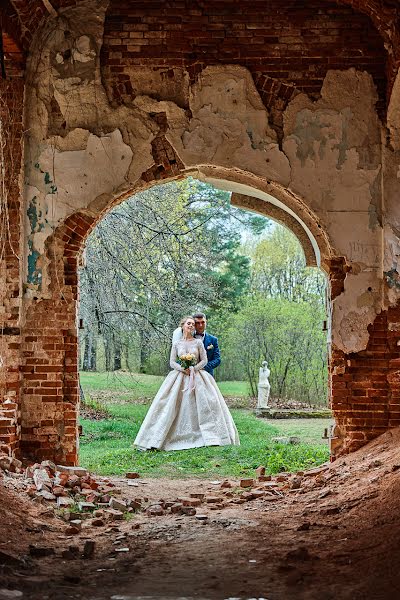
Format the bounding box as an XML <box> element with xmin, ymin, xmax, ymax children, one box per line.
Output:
<box><xmin>2</xmin><ymin>429</ymin><xmax>400</xmax><ymax>600</ymax></box>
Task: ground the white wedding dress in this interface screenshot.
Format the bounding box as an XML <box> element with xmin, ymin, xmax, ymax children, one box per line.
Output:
<box><xmin>134</xmin><ymin>338</ymin><xmax>240</xmax><ymax>451</ymax></box>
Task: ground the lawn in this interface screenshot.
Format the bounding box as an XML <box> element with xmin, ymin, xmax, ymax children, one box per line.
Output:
<box><xmin>79</xmin><ymin>372</ymin><xmax>331</xmax><ymax>478</ymax></box>
<box><xmin>79</xmin><ymin>371</ymin><xmax>249</xmax><ymax>401</ymax></box>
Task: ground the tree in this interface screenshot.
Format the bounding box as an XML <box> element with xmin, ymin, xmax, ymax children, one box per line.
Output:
<box><xmin>221</xmin><ymin>296</ymin><xmax>328</xmax><ymax>405</ymax></box>
<box><xmin>249</xmin><ymin>226</ymin><xmax>326</xmax><ymax>306</ymax></box>
<box><xmin>217</xmin><ymin>225</ymin><xmax>328</xmax><ymax>403</ymax></box>
<box><xmin>78</xmin><ymin>178</ymin><xmax>266</xmax><ymax>372</ymax></box>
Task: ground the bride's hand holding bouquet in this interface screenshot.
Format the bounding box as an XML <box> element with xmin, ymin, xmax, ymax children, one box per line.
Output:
<box><xmin>177</xmin><ymin>353</ymin><xmax>196</xmax><ymax>375</ymax></box>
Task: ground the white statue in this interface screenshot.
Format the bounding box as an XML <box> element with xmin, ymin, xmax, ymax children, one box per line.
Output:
<box><xmin>257</xmin><ymin>361</ymin><xmax>271</xmax><ymax>409</ymax></box>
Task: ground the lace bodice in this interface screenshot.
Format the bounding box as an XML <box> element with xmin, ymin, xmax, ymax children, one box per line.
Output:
<box><xmin>170</xmin><ymin>338</ymin><xmax>208</xmax><ymax>372</ymax></box>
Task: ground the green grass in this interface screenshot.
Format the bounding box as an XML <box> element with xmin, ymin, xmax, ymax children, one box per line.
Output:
<box><xmin>80</xmin><ymin>371</ymin><xmax>249</xmax><ymax>401</ymax></box>
<box><xmin>79</xmin><ymin>373</ymin><xmax>331</xmax><ymax>478</ymax></box>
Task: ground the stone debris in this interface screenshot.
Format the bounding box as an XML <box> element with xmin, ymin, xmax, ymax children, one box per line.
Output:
<box><xmin>255</xmin><ymin>466</ymin><xmax>266</xmax><ymax>478</ymax></box>
<box><xmin>77</xmin><ymin>502</ymin><xmax>96</xmax><ymax>512</ymax></box>
<box><xmin>41</xmin><ymin>460</ymin><xmax>57</xmax><ymax>474</ymax></box>
<box><xmin>92</xmin><ymin>518</ymin><xmax>105</xmax><ymax>527</ymax></box>
<box><xmin>241</xmin><ymin>491</ymin><xmax>255</xmax><ymax>501</ymax></box>
<box><xmin>181</xmin><ymin>506</ymin><xmax>197</xmax><ymax>516</ymax></box>
<box><xmin>65</xmin><ymin>525</ymin><xmax>81</xmax><ymax>535</ymax></box>
<box><xmin>37</xmin><ymin>490</ymin><xmax>56</xmax><ymax>501</ymax></box>
<box><xmin>28</xmin><ymin>545</ymin><xmax>55</xmax><ymax>558</ymax></box>
<box><xmin>127</xmin><ymin>499</ymin><xmax>142</xmax><ymax>511</ymax></box>
<box><xmin>109</xmin><ymin>497</ymin><xmax>128</xmax><ymax>512</ymax></box>
<box><xmin>104</xmin><ymin>509</ymin><xmax>125</xmax><ymax>521</ymax></box>
<box><xmin>368</xmin><ymin>459</ymin><xmax>383</xmax><ymax>469</ymax></box>
<box><xmin>83</xmin><ymin>540</ymin><xmax>96</xmax><ymax>559</ymax></box>
<box><xmin>0</xmin><ymin>455</ymin><xmax>21</xmax><ymax>473</ymax></box>
<box><xmin>290</xmin><ymin>477</ymin><xmax>303</xmax><ymax>490</ymax></box>
<box><xmin>0</xmin><ymin>453</ymin><xmax>341</xmax><ymax>531</ymax></box>
<box><xmin>146</xmin><ymin>504</ymin><xmax>164</xmax><ymax>517</ymax></box>
<box><xmin>33</xmin><ymin>468</ymin><xmax>52</xmax><ymax>492</ymax></box>
<box><xmin>178</xmin><ymin>497</ymin><xmax>201</xmax><ymax>507</ymax></box>
<box><xmin>220</xmin><ymin>480</ymin><xmax>232</xmax><ymax>488</ymax></box>
<box><xmin>239</xmin><ymin>478</ymin><xmax>254</xmax><ymax>488</ymax></box>
<box><xmin>56</xmin><ymin>466</ymin><xmax>88</xmax><ymax>477</ymax></box>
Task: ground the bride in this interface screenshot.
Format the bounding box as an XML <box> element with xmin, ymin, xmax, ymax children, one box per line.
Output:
<box><xmin>134</xmin><ymin>316</ymin><xmax>240</xmax><ymax>451</ymax></box>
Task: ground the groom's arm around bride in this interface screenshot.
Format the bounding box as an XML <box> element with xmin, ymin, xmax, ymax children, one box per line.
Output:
<box><xmin>202</xmin><ymin>332</ymin><xmax>221</xmax><ymax>377</ymax></box>
<box><xmin>193</xmin><ymin>312</ymin><xmax>221</xmax><ymax>378</ymax></box>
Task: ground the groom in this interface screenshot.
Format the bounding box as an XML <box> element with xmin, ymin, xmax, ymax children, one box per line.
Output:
<box><xmin>193</xmin><ymin>312</ymin><xmax>221</xmax><ymax>378</ymax></box>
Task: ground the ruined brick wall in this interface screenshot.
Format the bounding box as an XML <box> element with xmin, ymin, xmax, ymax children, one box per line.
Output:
<box><xmin>331</xmin><ymin>307</ymin><xmax>400</xmax><ymax>456</ymax></box>
<box><xmin>327</xmin><ymin>258</ymin><xmax>400</xmax><ymax>458</ymax></box>
<box><xmin>20</xmin><ymin>213</ymin><xmax>96</xmax><ymax>463</ymax></box>
<box><xmin>2</xmin><ymin>0</ymin><xmax>398</xmax><ymax>465</ymax></box>
<box><xmin>101</xmin><ymin>0</ymin><xmax>387</xmax><ymax>131</ymax></box>
<box><xmin>0</xmin><ymin>79</ymin><xmax>24</xmax><ymax>456</ymax></box>
<box><xmin>336</xmin><ymin>0</ymin><xmax>400</xmax><ymax>98</ymax></box>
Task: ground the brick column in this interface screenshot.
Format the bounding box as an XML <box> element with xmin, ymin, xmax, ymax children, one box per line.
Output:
<box><xmin>330</xmin><ymin>305</ymin><xmax>400</xmax><ymax>458</ymax></box>
<box><xmin>20</xmin><ymin>213</ymin><xmax>96</xmax><ymax>464</ymax></box>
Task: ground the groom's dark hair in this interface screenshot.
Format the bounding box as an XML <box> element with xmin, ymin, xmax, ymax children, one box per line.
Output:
<box><xmin>193</xmin><ymin>312</ymin><xmax>206</xmax><ymax>320</ymax></box>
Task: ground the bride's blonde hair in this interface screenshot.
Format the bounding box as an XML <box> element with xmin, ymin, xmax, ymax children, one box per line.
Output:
<box><xmin>180</xmin><ymin>315</ymin><xmax>194</xmax><ymax>331</ymax></box>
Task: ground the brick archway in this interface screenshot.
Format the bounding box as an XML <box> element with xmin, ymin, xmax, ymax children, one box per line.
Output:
<box><xmin>18</xmin><ymin>166</ymin><xmax>337</xmax><ymax>465</ymax></box>
<box><xmin>2</xmin><ymin>0</ymin><xmax>400</xmax><ymax>469</ymax></box>
<box><xmin>17</xmin><ymin>163</ymin><xmax>400</xmax><ymax>466</ymax></box>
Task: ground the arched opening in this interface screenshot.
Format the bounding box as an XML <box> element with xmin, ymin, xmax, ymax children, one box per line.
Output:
<box><xmin>77</xmin><ymin>176</ymin><xmax>332</xmax><ymax>476</ymax></box>
<box><xmin>19</xmin><ymin>166</ymin><xmax>338</xmax><ymax>466</ymax></box>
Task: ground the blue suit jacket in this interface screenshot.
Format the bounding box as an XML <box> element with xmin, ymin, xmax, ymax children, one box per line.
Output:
<box><xmin>200</xmin><ymin>332</ymin><xmax>221</xmax><ymax>377</ymax></box>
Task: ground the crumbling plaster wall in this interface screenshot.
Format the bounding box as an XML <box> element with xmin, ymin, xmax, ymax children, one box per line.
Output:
<box><xmin>23</xmin><ymin>0</ymin><xmax>390</xmax><ymax>357</ymax></box>
<box><xmin>385</xmin><ymin>70</ymin><xmax>400</xmax><ymax>307</ymax></box>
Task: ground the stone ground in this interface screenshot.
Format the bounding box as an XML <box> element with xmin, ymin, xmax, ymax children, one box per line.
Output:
<box><xmin>2</xmin><ymin>429</ymin><xmax>400</xmax><ymax>600</ymax></box>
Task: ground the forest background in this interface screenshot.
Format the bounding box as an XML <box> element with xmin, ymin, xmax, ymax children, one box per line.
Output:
<box><xmin>79</xmin><ymin>178</ymin><xmax>328</xmax><ymax>407</ymax></box>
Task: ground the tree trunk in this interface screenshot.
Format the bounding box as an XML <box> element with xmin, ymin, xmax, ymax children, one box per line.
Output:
<box><xmin>90</xmin><ymin>335</ymin><xmax>97</xmax><ymax>371</ymax></box>
<box><xmin>113</xmin><ymin>336</ymin><xmax>122</xmax><ymax>371</ymax></box>
<box><xmin>83</xmin><ymin>332</ymin><xmax>97</xmax><ymax>371</ymax></box>
<box><xmin>82</xmin><ymin>334</ymin><xmax>92</xmax><ymax>371</ymax></box>
<box><xmin>104</xmin><ymin>334</ymin><xmax>112</xmax><ymax>372</ymax></box>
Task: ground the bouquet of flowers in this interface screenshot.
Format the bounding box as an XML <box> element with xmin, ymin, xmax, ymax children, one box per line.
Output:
<box><xmin>177</xmin><ymin>353</ymin><xmax>196</xmax><ymax>370</ymax></box>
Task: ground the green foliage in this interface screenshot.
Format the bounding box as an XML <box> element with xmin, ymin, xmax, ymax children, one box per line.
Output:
<box><xmin>81</xmin><ymin>390</ymin><xmax>111</xmax><ymax>416</ymax></box>
<box><xmin>216</xmin><ymin>225</ymin><xmax>328</xmax><ymax>404</ymax></box>
<box><xmin>79</xmin><ymin>178</ymin><xmax>266</xmax><ymax>373</ymax></box>
<box><xmin>220</xmin><ymin>295</ymin><xmax>328</xmax><ymax>404</ymax></box>
<box><xmin>248</xmin><ymin>225</ymin><xmax>326</xmax><ymax>305</ymax></box>
<box><xmin>79</xmin><ymin>179</ymin><xmax>328</xmax><ymax>407</ymax></box>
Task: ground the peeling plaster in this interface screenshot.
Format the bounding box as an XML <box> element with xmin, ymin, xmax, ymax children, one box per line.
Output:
<box><xmin>168</xmin><ymin>66</ymin><xmax>291</xmax><ymax>185</ymax></box>
<box><xmin>333</xmin><ymin>271</ymin><xmax>382</xmax><ymax>353</ymax></box>
<box><xmin>24</xmin><ymin>128</ymin><xmax>133</xmax><ymax>290</ymax></box>
<box><xmin>37</xmin><ymin>128</ymin><xmax>133</xmax><ymax>217</ymax></box>
<box><xmin>22</xmin><ymin>2</ymin><xmax>395</xmax><ymax>354</ymax></box>
<box><xmin>388</xmin><ymin>69</ymin><xmax>400</xmax><ymax>151</ymax></box>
